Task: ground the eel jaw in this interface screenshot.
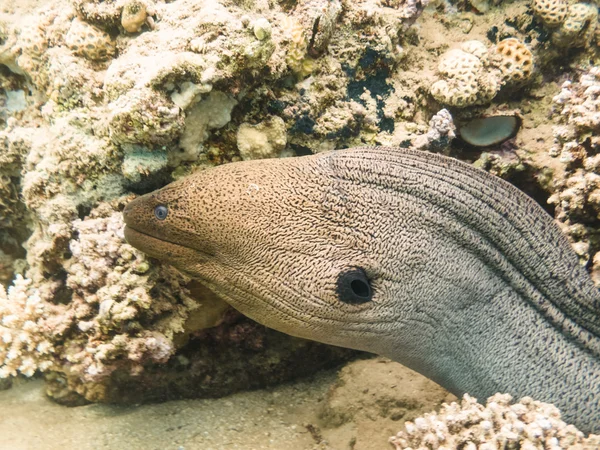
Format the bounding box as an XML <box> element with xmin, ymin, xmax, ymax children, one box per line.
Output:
<box><xmin>123</xmin><ymin>225</ymin><xmax>210</xmax><ymax>267</ymax></box>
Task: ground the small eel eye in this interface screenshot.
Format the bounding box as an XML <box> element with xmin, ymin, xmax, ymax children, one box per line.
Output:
<box><xmin>154</xmin><ymin>205</ymin><xmax>168</xmax><ymax>220</ymax></box>
<box><xmin>336</xmin><ymin>268</ymin><xmax>373</xmax><ymax>304</ymax></box>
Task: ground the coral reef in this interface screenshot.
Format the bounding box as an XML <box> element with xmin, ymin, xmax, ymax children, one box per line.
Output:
<box><xmin>0</xmin><ymin>202</ymin><xmax>201</xmax><ymax>397</ymax></box>
<box><xmin>1</xmin><ymin>0</ymin><xmax>403</xmax><ymax>402</ymax></box>
<box><xmin>548</xmin><ymin>67</ymin><xmax>600</xmax><ymax>273</ymax></box>
<box><xmin>0</xmin><ymin>0</ymin><xmax>597</xmax><ymax>409</ymax></box>
<box><xmin>389</xmin><ymin>394</ymin><xmax>600</xmax><ymax>449</ymax></box>
<box><xmin>430</xmin><ymin>37</ymin><xmax>534</xmax><ymax>107</ymax></box>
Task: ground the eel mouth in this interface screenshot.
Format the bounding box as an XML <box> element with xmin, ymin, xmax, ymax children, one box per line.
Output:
<box><xmin>123</xmin><ymin>225</ymin><xmax>211</xmax><ymax>264</ymax></box>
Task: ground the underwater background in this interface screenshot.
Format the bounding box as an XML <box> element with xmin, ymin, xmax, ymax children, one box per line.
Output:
<box><xmin>0</xmin><ymin>0</ymin><xmax>599</xmax><ymax>448</ymax></box>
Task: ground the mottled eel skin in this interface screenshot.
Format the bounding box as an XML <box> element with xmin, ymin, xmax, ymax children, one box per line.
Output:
<box><xmin>123</xmin><ymin>147</ymin><xmax>600</xmax><ymax>433</ymax></box>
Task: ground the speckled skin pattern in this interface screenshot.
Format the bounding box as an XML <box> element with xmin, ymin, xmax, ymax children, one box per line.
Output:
<box><xmin>123</xmin><ymin>147</ymin><xmax>600</xmax><ymax>433</ymax></box>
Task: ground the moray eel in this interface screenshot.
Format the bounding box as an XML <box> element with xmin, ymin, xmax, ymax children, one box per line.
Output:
<box><xmin>123</xmin><ymin>147</ymin><xmax>600</xmax><ymax>433</ymax></box>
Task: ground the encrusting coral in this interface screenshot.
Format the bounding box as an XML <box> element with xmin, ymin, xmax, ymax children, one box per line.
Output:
<box><xmin>389</xmin><ymin>394</ymin><xmax>600</xmax><ymax>449</ymax></box>
<box><xmin>237</xmin><ymin>116</ymin><xmax>287</xmax><ymax>160</ymax></box>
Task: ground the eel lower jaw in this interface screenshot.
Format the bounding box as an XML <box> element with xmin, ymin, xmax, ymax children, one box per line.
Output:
<box><xmin>123</xmin><ymin>225</ymin><xmax>213</xmax><ymax>265</ymax></box>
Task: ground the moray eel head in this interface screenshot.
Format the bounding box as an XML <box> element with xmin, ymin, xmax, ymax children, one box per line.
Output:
<box><xmin>123</xmin><ymin>155</ymin><xmax>389</xmax><ymax>352</ymax></box>
<box><xmin>124</xmin><ymin>148</ymin><xmax>600</xmax><ymax>433</ymax></box>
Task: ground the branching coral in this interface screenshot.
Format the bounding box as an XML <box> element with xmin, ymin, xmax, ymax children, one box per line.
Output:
<box><xmin>0</xmin><ymin>202</ymin><xmax>202</xmax><ymax>398</ymax></box>
<box><xmin>0</xmin><ymin>275</ymin><xmax>59</xmax><ymax>378</ymax></box>
<box><xmin>390</xmin><ymin>394</ymin><xmax>600</xmax><ymax>449</ymax></box>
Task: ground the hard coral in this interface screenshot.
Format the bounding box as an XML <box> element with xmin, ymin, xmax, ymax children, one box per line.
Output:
<box><xmin>108</xmin><ymin>89</ymin><xmax>184</xmax><ymax>147</ymax></box>
<box><xmin>553</xmin><ymin>3</ymin><xmax>598</xmax><ymax>48</ymax></box>
<box><xmin>236</xmin><ymin>116</ymin><xmax>287</xmax><ymax>160</ymax></box>
<box><xmin>390</xmin><ymin>394</ymin><xmax>600</xmax><ymax>449</ymax></box>
<box><xmin>121</xmin><ymin>1</ymin><xmax>148</xmax><ymax>33</ymax></box>
<box><xmin>490</xmin><ymin>38</ymin><xmax>534</xmax><ymax>86</ymax></box>
<box><xmin>1</xmin><ymin>202</ymin><xmax>202</xmax><ymax>398</ymax></box>
<box><xmin>430</xmin><ymin>41</ymin><xmax>499</xmax><ymax>107</ymax></box>
<box><xmin>0</xmin><ymin>275</ymin><xmax>59</xmax><ymax>378</ymax></box>
<box><xmin>65</xmin><ymin>18</ymin><xmax>116</xmax><ymax>62</ymax></box>
<box><xmin>549</xmin><ymin>67</ymin><xmax>600</xmax><ymax>273</ymax></box>
<box><xmin>532</xmin><ymin>0</ymin><xmax>567</xmax><ymax>27</ymax></box>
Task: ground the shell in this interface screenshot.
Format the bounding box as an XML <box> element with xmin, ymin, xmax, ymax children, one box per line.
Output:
<box><xmin>458</xmin><ymin>115</ymin><xmax>521</xmax><ymax>147</ymax></box>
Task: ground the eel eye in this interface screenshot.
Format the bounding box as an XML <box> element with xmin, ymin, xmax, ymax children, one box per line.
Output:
<box><xmin>154</xmin><ymin>205</ymin><xmax>168</xmax><ymax>220</ymax></box>
<box><xmin>336</xmin><ymin>268</ymin><xmax>373</xmax><ymax>304</ymax></box>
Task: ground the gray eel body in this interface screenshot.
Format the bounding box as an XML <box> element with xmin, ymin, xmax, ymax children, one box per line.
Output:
<box><xmin>123</xmin><ymin>147</ymin><xmax>600</xmax><ymax>433</ymax></box>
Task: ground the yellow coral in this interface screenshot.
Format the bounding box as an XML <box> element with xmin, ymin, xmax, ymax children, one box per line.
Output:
<box><xmin>121</xmin><ymin>1</ymin><xmax>147</xmax><ymax>33</ymax></box>
<box><xmin>491</xmin><ymin>38</ymin><xmax>534</xmax><ymax>85</ymax></box>
<box><xmin>281</xmin><ymin>16</ymin><xmax>313</xmax><ymax>76</ymax></box>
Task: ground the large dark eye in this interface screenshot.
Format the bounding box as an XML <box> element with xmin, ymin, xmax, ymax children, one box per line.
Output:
<box><xmin>336</xmin><ymin>268</ymin><xmax>373</xmax><ymax>304</ymax></box>
<box><xmin>154</xmin><ymin>205</ymin><xmax>168</xmax><ymax>220</ymax></box>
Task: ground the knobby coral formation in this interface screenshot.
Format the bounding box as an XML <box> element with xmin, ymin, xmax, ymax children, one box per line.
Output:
<box><xmin>532</xmin><ymin>0</ymin><xmax>599</xmax><ymax>49</ymax></box>
<box><xmin>389</xmin><ymin>394</ymin><xmax>600</xmax><ymax>449</ymax></box>
<box><xmin>549</xmin><ymin>66</ymin><xmax>600</xmax><ymax>279</ymax></box>
<box><xmin>430</xmin><ymin>38</ymin><xmax>534</xmax><ymax>107</ymax></box>
<box><xmin>0</xmin><ymin>202</ymin><xmax>203</xmax><ymax>398</ymax></box>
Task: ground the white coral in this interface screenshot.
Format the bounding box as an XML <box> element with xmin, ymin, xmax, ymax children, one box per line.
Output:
<box><xmin>430</xmin><ymin>42</ymin><xmax>500</xmax><ymax>107</ymax></box>
<box><xmin>0</xmin><ymin>275</ymin><xmax>55</xmax><ymax>378</ymax></box>
<box><xmin>390</xmin><ymin>394</ymin><xmax>600</xmax><ymax>449</ymax></box>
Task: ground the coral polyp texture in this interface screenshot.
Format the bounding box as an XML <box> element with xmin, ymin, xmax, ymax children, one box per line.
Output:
<box><xmin>491</xmin><ymin>38</ymin><xmax>534</xmax><ymax>85</ymax></box>
<box><xmin>389</xmin><ymin>394</ymin><xmax>600</xmax><ymax>449</ymax></box>
<box><xmin>65</xmin><ymin>18</ymin><xmax>116</xmax><ymax>62</ymax></box>
<box><xmin>532</xmin><ymin>0</ymin><xmax>567</xmax><ymax>27</ymax></box>
<box><xmin>532</xmin><ymin>0</ymin><xmax>599</xmax><ymax>48</ymax></box>
<box><xmin>553</xmin><ymin>3</ymin><xmax>598</xmax><ymax>48</ymax></box>
<box><xmin>430</xmin><ymin>41</ymin><xmax>500</xmax><ymax>107</ymax></box>
<box><xmin>0</xmin><ymin>276</ymin><xmax>55</xmax><ymax>378</ymax></box>
<box><xmin>430</xmin><ymin>38</ymin><xmax>535</xmax><ymax>107</ymax></box>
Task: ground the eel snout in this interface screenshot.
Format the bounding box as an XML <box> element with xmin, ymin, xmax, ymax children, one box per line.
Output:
<box><xmin>122</xmin><ymin>187</ymin><xmax>213</xmax><ymax>266</ymax></box>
